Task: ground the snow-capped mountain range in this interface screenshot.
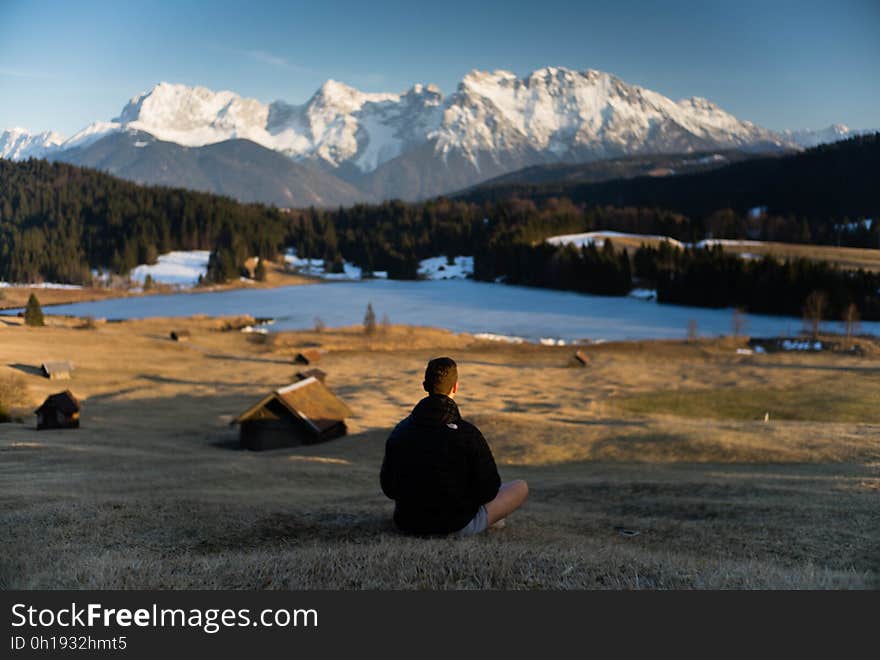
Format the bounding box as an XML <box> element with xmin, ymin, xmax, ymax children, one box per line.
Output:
<box><xmin>778</xmin><ymin>124</ymin><xmax>868</xmax><ymax>149</ymax></box>
<box><xmin>2</xmin><ymin>66</ymin><xmax>864</xmax><ymax>204</ymax></box>
<box><xmin>0</xmin><ymin>127</ymin><xmax>66</xmax><ymax>160</ymax></box>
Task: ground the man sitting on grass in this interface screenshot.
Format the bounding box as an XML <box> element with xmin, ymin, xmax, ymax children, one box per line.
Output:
<box><xmin>380</xmin><ymin>357</ymin><xmax>528</xmax><ymax>536</ymax></box>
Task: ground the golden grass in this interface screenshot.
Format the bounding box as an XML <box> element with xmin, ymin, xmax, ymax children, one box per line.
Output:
<box><xmin>590</xmin><ymin>232</ymin><xmax>880</xmax><ymax>272</ymax></box>
<box><xmin>615</xmin><ymin>378</ymin><xmax>880</xmax><ymax>424</ymax></box>
<box><xmin>1</xmin><ymin>316</ymin><xmax>878</xmax><ymax>589</ymax></box>
<box><xmin>715</xmin><ymin>242</ymin><xmax>880</xmax><ymax>272</ymax></box>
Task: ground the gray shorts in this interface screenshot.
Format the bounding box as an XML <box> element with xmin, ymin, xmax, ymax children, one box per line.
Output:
<box><xmin>456</xmin><ymin>505</ymin><xmax>489</xmax><ymax>537</ymax></box>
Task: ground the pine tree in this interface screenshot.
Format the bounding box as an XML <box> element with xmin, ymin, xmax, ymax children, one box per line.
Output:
<box><xmin>363</xmin><ymin>302</ymin><xmax>377</xmax><ymax>335</ymax></box>
<box><xmin>254</xmin><ymin>258</ymin><xmax>267</xmax><ymax>282</ymax></box>
<box><xmin>328</xmin><ymin>253</ymin><xmax>345</xmax><ymax>274</ymax></box>
<box><xmin>24</xmin><ymin>293</ymin><xmax>44</xmax><ymax>327</ymax></box>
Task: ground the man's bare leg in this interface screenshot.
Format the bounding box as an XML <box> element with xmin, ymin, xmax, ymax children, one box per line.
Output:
<box><xmin>484</xmin><ymin>480</ymin><xmax>529</xmax><ymax>525</ymax></box>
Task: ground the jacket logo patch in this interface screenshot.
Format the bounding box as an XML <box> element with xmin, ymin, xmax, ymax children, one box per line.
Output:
<box><xmin>446</xmin><ymin>423</ymin><xmax>458</xmax><ymax>430</ymax></box>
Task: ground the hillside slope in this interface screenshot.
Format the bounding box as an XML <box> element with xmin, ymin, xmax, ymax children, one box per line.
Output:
<box><xmin>52</xmin><ymin>131</ymin><xmax>371</xmax><ymax>207</ymax></box>
<box><xmin>458</xmin><ymin>134</ymin><xmax>880</xmax><ymax>221</ymax></box>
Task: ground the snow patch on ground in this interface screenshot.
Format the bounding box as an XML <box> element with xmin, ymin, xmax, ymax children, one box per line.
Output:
<box><xmin>547</xmin><ymin>231</ymin><xmax>685</xmax><ymax>249</ymax></box>
<box><xmin>695</xmin><ymin>239</ymin><xmax>767</xmax><ymax>248</ymax></box>
<box><xmin>474</xmin><ymin>332</ymin><xmax>527</xmax><ymax>344</ymax></box>
<box><xmin>0</xmin><ymin>282</ymin><xmax>83</xmax><ymax>290</ymax></box>
<box><xmin>781</xmin><ymin>339</ymin><xmax>824</xmax><ymax>352</ymax></box>
<box><xmin>418</xmin><ymin>256</ymin><xmax>474</xmax><ymax>280</ymax></box>
<box><xmin>548</xmin><ymin>232</ymin><xmax>783</xmax><ymax>254</ymax></box>
<box><xmin>284</xmin><ymin>248</ymin><xmax>387</xmax><ymax>280</ymax></box>
<box><xmin>130</xmin><ymin>250</ymin><xmax>211</xmax><ymax>287</ymax></box>
<box><xmin>628</xmin><ymin>288</ymin><xmax>657</xmax><ymax>301</ymax></box>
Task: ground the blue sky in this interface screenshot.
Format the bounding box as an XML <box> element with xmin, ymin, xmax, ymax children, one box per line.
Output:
<box><xmin>1</xmin><ymin>0</ymin><xmax>878</xmax><ymax>135</ymax></box>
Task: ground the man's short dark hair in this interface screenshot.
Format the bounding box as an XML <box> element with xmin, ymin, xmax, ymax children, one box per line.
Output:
<box><xmin>423</xmin><ymin>357</ymin><xmax>458</xmax><ymax>395</ymax></box>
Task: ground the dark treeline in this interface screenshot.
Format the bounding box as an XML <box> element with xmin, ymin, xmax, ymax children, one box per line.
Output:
<box><xmin>457</xmin><ymin>134</ymin><xmax>880</xmax><ymax>248</ymax></box>
<box><xmin>0</xmin><ymin>159</ymin><xmax>290</xmax><ymax>284</ymax></box>
<box><xmin>476</xmin><ymin>239</ymin><xmax>633</xmax><ymax>295</ymax></box>
<box><xmin>285</xmin><ymin>198</ymin><xmax>670</xmax><ymax>293</ymax></box>
<box><xmin>634</xmin><ymin>242</ymin><xmax>880</xmax><ymax>320</ymax></box>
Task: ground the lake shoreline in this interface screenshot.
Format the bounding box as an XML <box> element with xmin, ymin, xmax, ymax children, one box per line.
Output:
<box><xmin>0</xmin><ymin>259</ymin><xmax>324</xmax><ymax>312</ymax></box>
<box><xmin>9</xmin><ymin>277</ymin><xmax>880</xmax><ymax>344</ymax></box>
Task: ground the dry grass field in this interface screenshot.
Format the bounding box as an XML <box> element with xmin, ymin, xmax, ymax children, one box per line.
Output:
<box><xmin>706</xmin><ymin>241</ymin><xmax>880</xmax><ymax>272</ymax></box>
<box><xmin>1</xmin><ymin>314</ymin><xmax>878</xmax><ymax>589</ymax></box>
<box><xmin>584</xmin><ymin>232</ymin><xmax>880</xmax><ymax>272</ymax></box>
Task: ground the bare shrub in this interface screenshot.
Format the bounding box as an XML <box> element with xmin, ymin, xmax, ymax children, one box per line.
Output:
<box><xmin>314</xmin><ymin>317</ymin><xmax>326</xmax><ymax>333</ymax></box>
<box><xmin>363</xmin><ymin>303</ymin><xmax>377</xmax><ymax>335</ymax></box>
<box><xmin>843</xmin><ymin>303</ymin><xmax>860</xmax><ymax>349</ymax></box>
<box><xmin>732</xmin><ymin>307</ymin><xmax>748</xmax><ymax>339</ymax></box>
<box><xmin>802</xmin><ymin>290</ymin><xmax>828</xmax><ymax>340</ymax></box>
<box><xmin>687</xmin><ymin>319</ymin><xmax>698</xmax><ymax>343</ymax></box>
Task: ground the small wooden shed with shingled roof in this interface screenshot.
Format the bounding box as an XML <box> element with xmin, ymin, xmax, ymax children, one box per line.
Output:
<box><xmin>35</xmin><ymin>390</ymin><xmax>81</xmax><ymax>430</ymax></box>
<box><xmin>231</xmin><ymin>377</ymin><xmax>352</xmax><ymax>451</ymax></box>
<box><xmin>41</xmin><ymin>361</ymin><xmax>74</xmax><ymax>380</ymax></box>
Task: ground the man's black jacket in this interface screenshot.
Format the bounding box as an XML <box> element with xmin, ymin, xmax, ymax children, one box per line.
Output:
<box><xmin>380</xmin><ymin>394</ymin><xmax>501</xmax><ymax>535</ymax></box>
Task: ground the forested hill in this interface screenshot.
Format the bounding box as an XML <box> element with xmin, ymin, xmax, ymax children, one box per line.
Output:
<box><xmin>457</xmin><ymin>134</ymin><xmax>880</xmax><ymax>221</ymax></box>
<box><xmin>0</xmin><ymin>158</ymin><xmax>290</xmax><ymax>283</ymax></box>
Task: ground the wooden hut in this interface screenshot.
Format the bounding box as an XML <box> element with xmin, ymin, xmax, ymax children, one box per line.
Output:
<box><xmin>170</xmin><ymin>330</ymin><xmax>191</xmax><ymax>342</ymax></box>
<box><xmin>41</xmin><ymin>361</ymin><xmax>73</xmax><ymax>380</ymax></box>
<box><xmin>35</xmin><ymin>390</ymin><xmax>80</xmax><ymax>430</ymax></box>
<box><xmin>294</xmin><ymin>348</ymin><xmax>322</xmax><ymax>365</ymax></box>
<box><xmin>296</xmin><ymin>368</ymin><xmax>327</xmax><ymax>383</ymax></box>
<box><xmin>232</xmin><ymin>377</ymin><xmax>352</xmax><ymax>451</ymax></box>
<box><xmin>573</xmin><ymin>350</ymin><xmax>590</xmax><ymax>367</ymax></box>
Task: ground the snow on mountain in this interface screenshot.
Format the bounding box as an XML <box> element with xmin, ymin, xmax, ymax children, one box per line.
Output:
<box><xmin>0</xmin><ymin>127</ymin><xmax>66</xmax><ymax>159</ymax></box>
<box><xmin>779</xmin><ymin>124</ymin><xmax>870</xmax><ymax>148</ymax></box>
<box><xmin>429</xmin><ymin>67</ymin><xmax>786</xmax><ymax>165</ymax></box>
<box><xmin>10</xmin><ymin>69</ymin><xmax>831</xmax><ymax>207</ymax></box>
<box><xmin>4</xmin><ymin>67</ymin><xmax>801</xmax><ymax>172</ymax></box>
<box><xmin>62</xmin><ymin>121</ymin><xmax>123</xmax><ymax>150</ymax></box>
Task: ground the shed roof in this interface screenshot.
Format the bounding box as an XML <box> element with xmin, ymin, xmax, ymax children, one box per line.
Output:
<box><xmin>232</xmin><ymin>377</ymin><xmax>352</xmax><ymax>434</ymax></box>
<box><xmin>296</xmin><ymin>368</ymin><xmax>327</xmax><ymax>383</ymax></box>
<box><xmin>294</xmin><ymin>349</ymin><xmax>322</xmax><ymax>365</ymax></box>
<box><xmin>573</xmin><ymin>350</ymin><xmax>590</xmax><ymax>366</ymax></box>
<box><xmin>41</xmin><ymin>361</ymin><xmax>74</xmax><ymax>378</ymax></box>
<box><xmin>35</xmin><ymin>390</ymin><xmax>80</xmax><ymax>415</ymax></box>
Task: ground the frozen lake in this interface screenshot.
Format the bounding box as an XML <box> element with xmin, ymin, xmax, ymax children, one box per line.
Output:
<box><xmin>16</xmin><ymin>279</ymin><xmax>880</xmax><ymax>343</ymax></box>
